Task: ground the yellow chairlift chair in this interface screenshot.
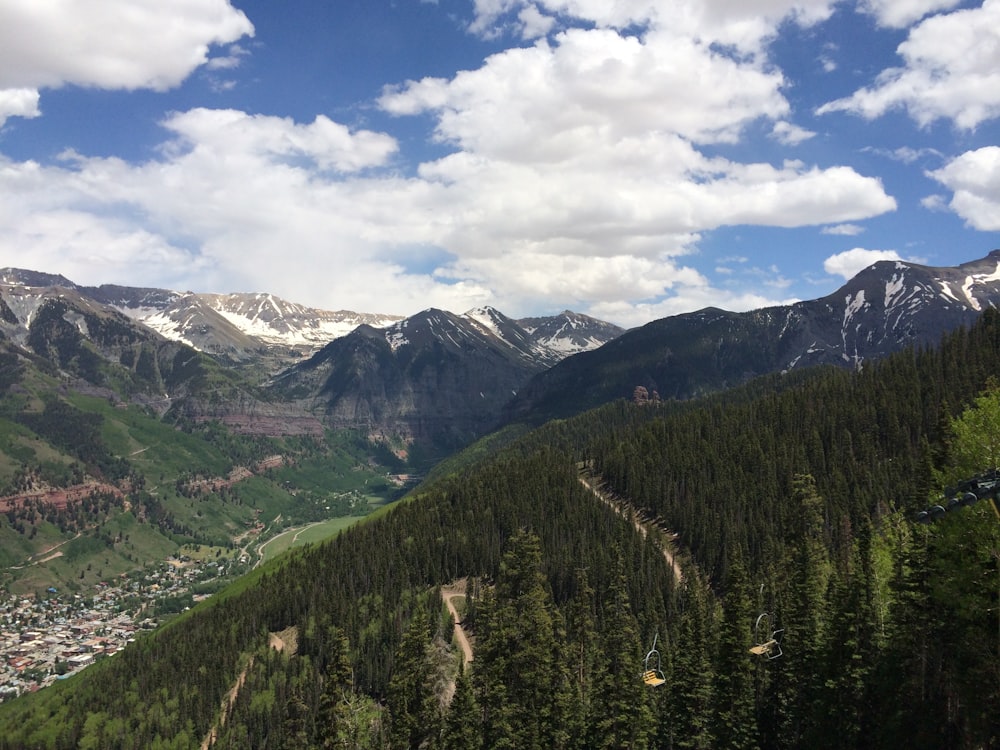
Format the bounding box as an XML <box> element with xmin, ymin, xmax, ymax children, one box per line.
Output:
<box><xmin>642</xmin><ymin>633</ymin><xmax>667</xmax><ymax>687</ymax></box>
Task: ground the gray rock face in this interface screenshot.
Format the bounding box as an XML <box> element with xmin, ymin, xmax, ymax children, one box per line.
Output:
<box><xmin>268</xmin><ymin>308</ymin><xmax>562</xmax><ymax>449</ymax></box>
<box><xmin>503</xmin><ymin>250</ymin><xmax>1000</xmax><ymax>423</ymax></box>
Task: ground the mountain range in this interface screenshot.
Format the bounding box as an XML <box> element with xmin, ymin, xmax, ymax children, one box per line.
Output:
<box><xmin>504</xmin><ymin>250</ymin><xmax>1000</xmax><ymax>422</ymax></box>
<box><xmin>0</xmin><ymin>268</ymin><xmax>619</xmax><ymax>366</ymax></box>
<box><xmin>0</xmin><ymin>268</ymin><xmax>623</xmax><ymax>455</ymax></box>
<box><xmin>3</xmin><ymin>250</ymin><xmax>1000</xmax><ymax>454</ymax></box>
<box><xmin>3</xmin><ymin>251</ymin><xmax>1000</xmax><ymax>748</ymax></box>
<box><xmin>5</xmin><ymin>262</ymin><xmax>1000</xmax><ymax>748</ymax></box>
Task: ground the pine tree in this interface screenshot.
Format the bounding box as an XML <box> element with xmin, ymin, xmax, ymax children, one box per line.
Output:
<box><xmin>816</xmin><ymin>516</ymin><xmax>883</xmax><ymax>750</ymax></box>
<box><xmin>282</xmin><ymin>683</ymin><xmax>310</xmax><ymax>750</ymax></box>
<box><xmin>592</xmin><ymin>552</ymin><xmax>649</xmax><ymax>749</ymax></box>
<box><xmin>775</xmin><ymin>473</ymin><xmax>832</xmax><ymax>747</ymax></box>
<box><xmin>875</xmin><ymin>522</ymin><xmax>947</xmax><ymax>748</ymax></box>
<box><xmin>564</xmin><ymin>567</ymin><xmax>600</xmax><ymax>742</ymax></box>
<box><xmin>388</xmin><ymin>607</ymin><xmax>433</xmax><ymax>750</ymax></box>
<box><xmin>474</xmin><ymin>529</ymin><xmax>565</xmax><ymax>749</ymax></box>
<box><xmin>669</xmin><ymin>573</ymin><xmax>716</xmax><ymax>749</ymax></box>
<box><xmin>712</xmin><ymin>551</ymin><xmax>758</xmax><ymax>750</ymax></box>
<box><xmin>442</xmin><ymin>666</ymin><xmax>481</xmax><ymax>750</ymax></box>
<box><xmin>317</xmin><ymin>626</ymin><xmax>354</xmax><ymax>749</ymax></box>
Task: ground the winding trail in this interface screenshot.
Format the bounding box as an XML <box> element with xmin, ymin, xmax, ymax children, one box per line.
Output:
<box><xmin>200</xmin><ymin>629</ymin><xmax>295</xmax><ymax>750</ymax></box>
<box><xmin>9</xmin><ymin>531</ymin><xmax>83</xmax><ymax>570</ymax></box>
<box><xmin>442</xmin><ymin>579</ymin><xmax>473</xmax><ymax>664</ymax></box>
<box><xmin>578</xmin><ymin>472</ymin><xmax>684</xmax><ymax>585</ymax></box>
<box><xmin>199</xmin><ymin>470</ymin><xmax>675</xmax><ymax>745</ymax></box>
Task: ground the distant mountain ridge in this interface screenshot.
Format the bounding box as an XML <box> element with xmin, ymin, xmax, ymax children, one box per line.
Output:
<box><xmin>0</xmin><ymin>269</ymin><xmax>406</xmax><ymax>364</ymax></box>
<box><xmin>0</xmin><ymin>268</ymin><xmax>624</xmax><ymax>453</ymax></box>
<box><xmin>267</xmin><ymin>306</ymin><xmax>608</xmax><ymax>452</ymax></box>
<box><xmin>6</xmin><ymin>252</ymin><xmax>1000</xmax><ymax>453</ymax></box>
<box><xmin>0</xmin><ymin>268</ymin><xmax>621</xmax><ymax>365</ymax></box>
<box><xmin>517</xmin><ymin>309</ymin><xmax>627</xmax><ymax>355</ymax></box>
<box><xmin>503</xmin><ymin>249</ymin><xmax>1000</xmax><ymax>423</ymax></box>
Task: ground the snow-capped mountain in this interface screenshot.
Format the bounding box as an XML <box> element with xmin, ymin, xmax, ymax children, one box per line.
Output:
<box><xmin>85</xmin><ymin>287</ymin><xmax>404</xmax><ymax>360</ymax></box>
<box><xmin>0</xmin><ymin>269</ymin><xmax>620</xmax><ymax>367</ymax></box>
<box><xmin>517</xmin><ymin>310</ymin><xmax>626</xmax><ymax>356</ymax></box>
<box><xmin>0</xmin><ymin>270</ymin><xmax>405</xmax><ymax>367</ymax></box>
<box><xmin>504</xmin><ymin>250</ymin><xmax>1000</xmax><ymax>423</ymax></box>
<box><xmin>267</xmin><ymin>307</ymin><xmax>582</xmax><ymax>450</ymax></box>
<box><xmin>134</xmin><ymin>292</ymin><xmax>404</xmax><ymax>355</ymax></box>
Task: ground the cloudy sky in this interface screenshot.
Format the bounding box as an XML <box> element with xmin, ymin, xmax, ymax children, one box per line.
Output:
<box><xmin>1</xmin><ymin>0</ymin><xmax>999</xmax><ymax>327</ymax></box>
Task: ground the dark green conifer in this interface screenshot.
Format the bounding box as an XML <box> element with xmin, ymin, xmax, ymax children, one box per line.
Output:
<box><xmin>712</xmin><ymin>550</ymin><xmax>758</xmax><ymax>750</ymax></box>
<box><xmin>563</xmin><ymin>567</ymin><xmax>599</xmax><ymax>741</ymax></box>
<box><xmin>388</xmin><ymin>607</ymin><xmax>433</xmax><ymax>750</ymax></box>
<box><xmin>669</xmin><ymin>573</ymin><xmax>716</xmax><ymax>749</ymax></box>
<box><xmin>317</xmin><ymin>626</ymin><xmax>354</xmax><ymax>749</ymax></box>
<box><xmin>474</xmin><ymin>529</ymin><xmax>564</xmax><ymax>749</ymax></box>
<box><xmin>442</xmin><ymin>666</ymin><xmax>481</xmax><ymax>750</ymax></box>
<box><xmin>592</xmin><ymin>551</ymin><xmax>649</xmax><ymax>749</ymax></box>
<box><xmin>775</xmin><ymin>473</ymin><xmax>831</xmax><ymax>747</ymax></box>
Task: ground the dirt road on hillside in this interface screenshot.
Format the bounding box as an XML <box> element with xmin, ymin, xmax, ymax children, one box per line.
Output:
<box><xmin>578</xmin><ymin>473</ymin><xmax>684</xmax><ymax>585</ymax></box>
<box><xmin>201</xmin><ymin>629</ymin><xmax>295</xmax><ymax>749</ymax></box>
<box><xmin>442</xmin><ymin>579</ymin><xmax>473</xmax><ymax>664</ymax></box>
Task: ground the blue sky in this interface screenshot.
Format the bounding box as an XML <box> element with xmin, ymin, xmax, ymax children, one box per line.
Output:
<box><xmin>1</xmin><ymin>0</ymin><xmax>999</xmax><ymax>328</ymax></box>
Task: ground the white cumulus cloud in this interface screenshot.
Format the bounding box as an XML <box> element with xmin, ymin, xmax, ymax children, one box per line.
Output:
<box><xmin>0</xmin><ymin>0</ymin><xmax>253</xmax><ymax>91</ymax></box>
<box><xmin>0</xmin><ymin>88</ymin><xmax>40</xmax><ymax>127</ymax></box>
<box><xmin>818</xmin><ymin>0</ymin><xmax>1000</xmax><ymax>130</ymax></box>
<box><xmin>927</xmin><ymin>146</ymin><xmax>1000</xmax><ymax>230</ymax></box>
<box><xmin>0</xmin><ymin>0</ymin><xmax>908</xmax><ymax>326</ymax></box>
<box><xmin>824</xmin><ymin>248</ymin><xmax>904</xmax><ymax>279</ymax></box>
<box><xmin>859</xmin><ymin>0</ymin><xmax>963</xmax><ymax>28</ymax></box>
<box><xmin>0</xmin><ymin>0</ymin><xmax>253</xmax><ymax>130</ymax></box>
<box><xmin>821</xmin><ymin>223</ymin><xmax>864</xmax><ymax>236</ymax></box>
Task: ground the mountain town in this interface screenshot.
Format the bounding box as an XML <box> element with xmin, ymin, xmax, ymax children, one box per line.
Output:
<box><xmin>1</xmin><ymin>555</ymin><xmax>229</xmax><ymax>698</ymax></box>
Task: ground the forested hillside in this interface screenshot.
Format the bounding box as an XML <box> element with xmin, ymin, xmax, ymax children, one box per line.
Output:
<box><xmin>3</xmin><ymin>312</ymin><xmax>1000</xmax><ymax>748</ymax></box>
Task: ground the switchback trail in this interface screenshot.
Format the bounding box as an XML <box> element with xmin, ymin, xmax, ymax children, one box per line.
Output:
<box><xmin>578</xmin><ymin>471</ymin><xmax>684</xmax><ymax>586</ymax></box>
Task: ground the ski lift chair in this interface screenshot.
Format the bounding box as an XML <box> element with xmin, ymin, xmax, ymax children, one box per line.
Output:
<box><xmin>749</xmin><ymin>613</ymin><xmax>784</xmax><ymax>660</ymax></box>
<box><xmin>643</xmin><ymin>633</ymin><xmax>667</xmax><ymax>687</ymax></box>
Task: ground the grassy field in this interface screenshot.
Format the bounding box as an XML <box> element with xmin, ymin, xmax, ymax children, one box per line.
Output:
<box><xmin>256</xmin><ymin>516</ymin><xmax>365</xmax><ymax>562</ymax></box>
<box><xmin>0</xmin><ymin>379</ymin><xmax>405</xmax><ymax>596</ymax></box>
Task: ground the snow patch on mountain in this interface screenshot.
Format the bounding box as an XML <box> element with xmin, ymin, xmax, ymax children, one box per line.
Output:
<box><xmin>212</xmin><ymin>307</ymin><xmax>375</xmax><ymax>346</ymax></box>
<box><xmin>884</xmin><ymin>274</ymin><xmax>906</xmax><ymax>309</ymax></box>
<box><xmin>465</xmin><ymin>307</ymin><xmax>504</xmax><ymax>337</ymax></box>
<box><xmin>140</xmin><ymin>311</ymin><xmax>199</xmax><ymax>349</ymax></box>
<box><xmin>386</xmin><ymin>328</ymin><xmax>409</xmax><ymax>351</ymax></box>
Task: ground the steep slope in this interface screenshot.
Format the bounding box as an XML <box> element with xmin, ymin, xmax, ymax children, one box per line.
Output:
<box><xmin>0</xmin><ymin>282</ymin><xmax>213</xmax><ymax>409</ymax></box>
<box><xmin>0</xmin><ymin>275</ymin><xmax>321</xmax><ymax>442</ymax></box>
<box><xmin>504</xmin><ymin>249</ymin><xmax>1000</xmax><ymax>423</ymax></box>
<box><xmin>268</xmin><ymin>307</ymin><xmax>557</xmax><ymax>453</ymax></box>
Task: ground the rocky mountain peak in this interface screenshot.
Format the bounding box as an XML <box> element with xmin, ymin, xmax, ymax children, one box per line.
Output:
<box><xmin>504</xmin><ymin>250</ymin><xmax>1000</xmax><ymax>424</ymax></box>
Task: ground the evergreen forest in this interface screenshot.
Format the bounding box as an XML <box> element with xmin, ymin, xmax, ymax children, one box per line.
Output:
<box><xmin>3</xmin><ymin>311</ymin><xmax>1000</xmax><ymax>749</ymax></box>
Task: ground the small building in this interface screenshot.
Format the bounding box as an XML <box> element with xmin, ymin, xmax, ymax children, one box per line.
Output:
<box><xmin>67</xmin><ymin>653</ymin><xmax>94</xmax><ymax>669</ymax></box>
